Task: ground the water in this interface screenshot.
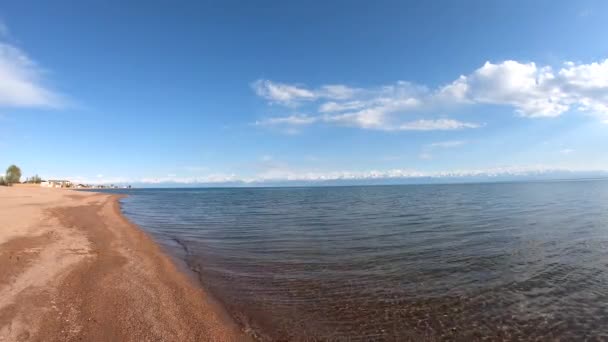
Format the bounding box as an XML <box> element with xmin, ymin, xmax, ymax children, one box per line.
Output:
<box><xmin>106</xmin><ymin>180</ymin><xmax>608</xmax><ymax>340</ymax></box>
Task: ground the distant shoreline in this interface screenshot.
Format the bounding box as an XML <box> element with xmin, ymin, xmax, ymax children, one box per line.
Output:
<box><xmin>88</xmin><ymin>175</ymin><xmax>608</xmax><ymax>190</ymax></box>
<box><xmin>0</xmin><ymin>186</ymin><xmax>250</xmax><ymax>341</ymax></box>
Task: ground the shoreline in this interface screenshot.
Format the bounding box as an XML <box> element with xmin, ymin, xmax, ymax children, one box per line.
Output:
<box><xmin>0</xmin><ymin>186</ymin><xmax>251</xmax><ymax>341</ymax></box>
<box><xmin>157</xmin><ymin>236</ymin><xmax>273</xmax><ymax>342</ymax></box>
<box><xmin>110</xmin><ymin>199</ymin><xmax>272</xmax><ymax>342</ymax></box>
<box><xmin>111</xmin><ymin>196</ymin><xmax>265</xmax><ymax>340</ymax></box>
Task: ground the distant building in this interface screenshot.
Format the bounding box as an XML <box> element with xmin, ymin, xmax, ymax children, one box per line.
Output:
<box><xmin>41</xmin><ymin>180</ymin><xmax>72</xmax><ymax>188</ymax></box>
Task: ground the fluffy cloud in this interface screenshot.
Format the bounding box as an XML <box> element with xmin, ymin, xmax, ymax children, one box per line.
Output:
<box><xmin>442</xmin><ymin>61</ymin><xmax>560</xmax><ymax>117</ymax></box>
<box><xmin>443</xmin><ymin>59</ymin><xmax>608</xmax><ymax>118</ymax></box>
<box><xmin>255</xmin><ymin>80</ymin><xmax>478</xmax><ymax>132</ymax></box>
<box><xmin>0</xmin><ymin>42</ymin><xmax>62</xmax><ymax>108</ymax></box>
<box><xmin>254</xmin><ymin>58</ymin><xmax>608</xmax><ymax>131</ymax></box>
<box><xmin>253</xmin><ymin>79</ymin><xmax>476</xmax><ymax>131</ymax></box>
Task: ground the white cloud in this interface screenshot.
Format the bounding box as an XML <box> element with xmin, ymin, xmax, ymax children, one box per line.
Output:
<box><xmin>0</xmin><ymin>41</ymin><xmax>63</xmax><ymax>108</ymax></box>
<box><xmin>252</xmin><ymin>79</ymin><xmax>363</xmax><ymax>106</ymax></box>
<box><xmin>255</xmin><ymin>114</ymin><xmax>317</xmax><ymax>126</ymax></box>
<box><xmin>256</xmin><ymin>113</ymin><xmax>478</xmax><ymax>132</ymax></box>
<box><xmin>441</xmin><ymin>61</ymin><xmax>566</xmax><ymax>117</ymax></box>
<box><xmin>443</xmin><ymin>59</ymin><xmax>608</xmax><ymax>118</ymax></box>
<box><xmin>560</xmin><ymin>148</ymin><xmax>575</xmax><ymax>155</ymax></box>
<box><xmin>252</xmin><ymin>80</ymin><xmax>315</xmax><ymax>106</ymax></box>
<box><xmin>254</xmin><ymin>58</ymin><xmax>608</xmax><ymax>131</ymax></box>
<box><xmin>254</xmin><ymin>79</ymin><xmax>472</xmax><ymax>131</ymax></box>
<box><xmin>395</xmin><ymin>119</ymin><xmax>479</xmax><ymax>131</ymax></box>
<box><xmin>319</xmin><ymin>100</ymin><xmax>365</xmax><ymax>113</ymax></box>
<box><xmin>253</xmin><ymin>114</ymin><xmax>319</xmax><ymax>134</ymax></box>
<box><xmin>319</xmin><ymin>84</ymin><xmax>360</xmax><ymax>100</ymax></box>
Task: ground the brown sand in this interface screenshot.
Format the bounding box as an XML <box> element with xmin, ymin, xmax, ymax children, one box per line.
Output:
<box><xmin>0</xmin><ymin>186</ymin><xmax>252</xmax><ymax>341</ymax></box>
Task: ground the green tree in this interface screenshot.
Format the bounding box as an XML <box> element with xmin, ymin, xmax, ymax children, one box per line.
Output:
<box><xmin>5</xmin><ymin>165</ymin><xmax>22</xmax><ymax>184</ymax></box>
<box><xmin>26</xmin><ymin>174</ymin><xmax>42</xmax><ymax>184</ymax></box>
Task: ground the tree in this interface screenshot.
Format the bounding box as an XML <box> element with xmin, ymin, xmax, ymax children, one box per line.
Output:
<box><xmin>0</xmin><ymin>176</ymin><xmax>7</xmax><ymax>186</ymax></box>
<box><xmin>5</xmin><ymin>165</ymin><xmax>22</xmax><ymax>184</ymax></box>
<box><xmin>26</xmin><ymin>174</ymin><xmax>42</xmax><ymax>184</ymax></box>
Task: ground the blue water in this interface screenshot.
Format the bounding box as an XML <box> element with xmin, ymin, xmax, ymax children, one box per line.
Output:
<box><xmin>102</xmin><ymin>180</ymin><xmax>608</xmax><ymax>340</ymax></box>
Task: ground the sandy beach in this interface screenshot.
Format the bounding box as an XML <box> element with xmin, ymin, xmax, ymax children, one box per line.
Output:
<box><xmin>0</xmin><ymin>185</ymin><xmax>250</xmax><ymax>342</ymax></box>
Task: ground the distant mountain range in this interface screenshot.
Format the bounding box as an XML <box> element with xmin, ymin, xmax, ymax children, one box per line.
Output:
<box><xmin>129</xmin><ymin>169</ymin><xmax>608</xmax><ymax>188</ymax></box>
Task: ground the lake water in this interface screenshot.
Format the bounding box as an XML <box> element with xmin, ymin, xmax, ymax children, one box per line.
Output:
<box><xmin>108</xmin><ymin>180</ymin><xmax>608</xmax><ymax>340</ymax></box>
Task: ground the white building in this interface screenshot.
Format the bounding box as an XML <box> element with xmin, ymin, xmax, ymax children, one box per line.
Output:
<box><xmin>41</xmin><ymin>180</ymin><xmax>72</xmax><ymax>188</ymax></box>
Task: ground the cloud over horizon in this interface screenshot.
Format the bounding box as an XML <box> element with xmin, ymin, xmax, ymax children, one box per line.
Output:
<box><xmin>254</xmin><ymin>58</ymin><xmax>608</xmax><ymax>132</ymax></box>
<box><xmin>71</xmin><ymin>164</ymin><xmax>608</xmax><ymax>186</ymax></box>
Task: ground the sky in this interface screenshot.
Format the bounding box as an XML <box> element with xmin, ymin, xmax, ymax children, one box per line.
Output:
<box><xmin>1</xmin><ymin>0</ymin><xmax>608</xmax><ymax>185</ymax></box>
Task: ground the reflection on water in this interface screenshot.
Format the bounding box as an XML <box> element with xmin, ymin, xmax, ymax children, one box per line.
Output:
<box><xmin>112</xmin><ymin>180</ymin><xmax>608</xmax><ymax>340</ymax></box>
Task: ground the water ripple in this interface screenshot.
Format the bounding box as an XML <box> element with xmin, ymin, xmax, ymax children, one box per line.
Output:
<box><xmin>108</xmin><ymin>180</ymin><xmax>608</xmax><ymax>340</ymax></box>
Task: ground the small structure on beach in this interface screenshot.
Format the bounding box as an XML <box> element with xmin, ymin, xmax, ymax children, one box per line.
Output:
<box><xmin>41</xmin><ymin>180</ymin><xmax>72</xmax><ymax>188</ymax></box>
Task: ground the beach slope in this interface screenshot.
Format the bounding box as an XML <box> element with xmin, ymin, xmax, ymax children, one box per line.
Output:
<box><xmin>0</xmin><ymin>186</ymin><xmax>249</xmax><ymax>341</ymax></box>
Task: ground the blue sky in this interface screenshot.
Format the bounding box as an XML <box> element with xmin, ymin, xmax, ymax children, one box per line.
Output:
<box><xmin>1</xmin><ymin>1</ymin><xmax>608</xmax><ymax>185</ymax></box>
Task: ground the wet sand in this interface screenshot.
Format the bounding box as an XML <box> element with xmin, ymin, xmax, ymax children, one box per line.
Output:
<box><xmin>0</xmin><ymin>185</ymin><xmax>251</xmax><ymax>341</ymax></box>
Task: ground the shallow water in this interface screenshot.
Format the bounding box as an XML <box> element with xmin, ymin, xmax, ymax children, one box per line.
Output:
<box><xmin>108</xmin><ymin>180</ymin><xmax>608</xmax><ymax>340</ymax></box>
